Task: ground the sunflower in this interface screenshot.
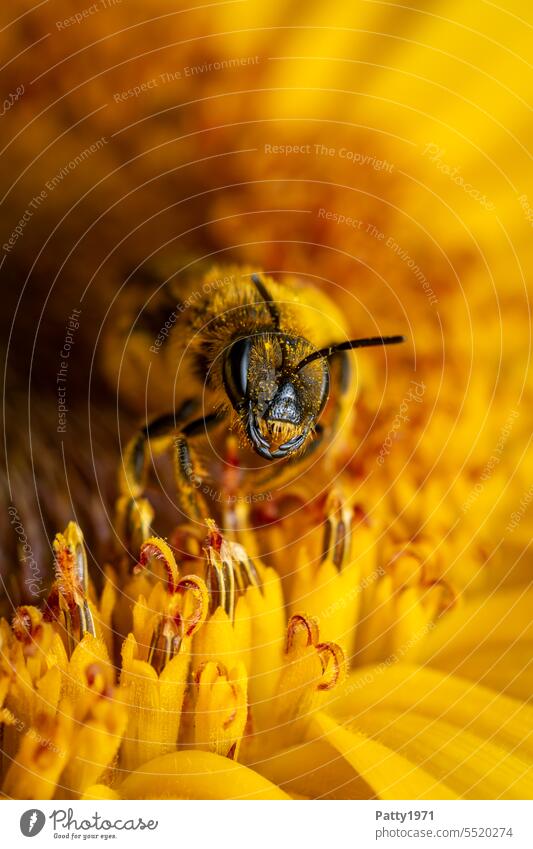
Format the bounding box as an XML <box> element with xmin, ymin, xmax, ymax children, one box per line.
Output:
<box><xmin>1</xmin><ymin>474</ymin><xmax>531</xmax><ymax>800</ymax></box>
<box><xmin>1</xmin><ymin>0</ymin><xmax>532</xmax><ymax>801</ymax></box>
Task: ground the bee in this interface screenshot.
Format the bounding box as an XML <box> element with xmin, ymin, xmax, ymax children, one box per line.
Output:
<box><xmin>103</xmin><ymin>264</ymin><xmax>403</xmax><ymax>548</ymax></box>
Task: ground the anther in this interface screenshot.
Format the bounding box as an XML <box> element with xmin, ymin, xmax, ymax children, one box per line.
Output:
<box><xmin>51</xmin><ymin>522</ymin><xmax>95</xmax><ymax>650</ymax></box>
<box><xmin>147</xmin><ymin>574</ymin><xmax>208</xmax><ymax>673</ymax></box>
<box><xmin>321</xmin><ymin>491</ymin><xmax>352</xmax><ymax>571</ymax></box>
<box><xmin>204</xmin><ymin>521</ymin><xmax>262</xmax><ymax>620</ymax></box>
<box><xmin>148</xmin><ymin>615</ymin><xmax>183</xmax><ymax>674</ymax></box>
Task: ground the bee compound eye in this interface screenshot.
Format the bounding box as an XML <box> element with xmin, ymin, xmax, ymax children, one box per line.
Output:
<box><xmin>223</xmin><ymin>337</ymin><xmax>252</xmax><ymax>405</ymax></box>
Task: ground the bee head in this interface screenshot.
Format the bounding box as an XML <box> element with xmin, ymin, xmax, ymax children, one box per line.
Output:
<box><xmin>223</xmin><ymin>332</ymin><xmax>329</xmax><ymax>460</ymax></box>
<box><xmin>223</xmin><ymin>324</ymin><xmax>405</xmax><ymax>461</ymax></box>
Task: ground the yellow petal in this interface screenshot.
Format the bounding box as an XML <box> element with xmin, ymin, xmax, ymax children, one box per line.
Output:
<box><xmin>249</xmin><ymin>739</ymin><xmax>375</xmax><ymax>800</ymax></box>
<box><xmin>35</xmin><ymin>666</ymin><xmax>62</xmax><ymax>719</ymax></box>
<box><xmin>310</xmin><ymin>711</ymin><xmax>458</xmax><ymax>800</ymax></box>
<box><xmin>334</xmin><ymin>663</ymin><xmax>533</xmax><ymax>761</ymax></box>
<box><xmin>419</xmin><ymin>589</ymin><xmax>533</xmax><ymax>699</ymax></box>
<box><xmin>246</xmin><ymin>567</ymin><xmax>285</xmax><ymax>730</ymax></box>
<box><xmin>350</xmin><ymin>708</ymin><xmax>533</xmax><ymax>801</ymax></box>
<box><xmin>2</xmin><ymin>712</ymin><xmax>72</xmax><ymax>800</ymax></box>
<box><xmin>119</xmin><ymin>634</ymin><xmax>189</xmax><ymax>772</ymax></box>
<box><xmin>192</xmin><ymin>607</ymin><xmax>238</xmax><ymax>670</ymax></box>
<box><xmin>58</xmin><ymin>695</ymin><xmax>127</xmax><ymax>798</ymax></box>
<box><xmin>81</xmin><ymin>784</ymin><xmax>121</xmax><ymax>800</ymax></box>
<box><xmin>118</xmin><ymin>750</ymin><xmax>290</xmax><ymax>799</ymax></box>
<box><xmin>65</xmin><ymin>634</ymin><xmax>113</xmax><ymax>707</ymax></box>
<box><xmin>194</xmin><ymin>661</ymin><xmax>248</xmax><ymax>759</ymax></box>
<box><xmin>99</xmin><ymin>567</ymin><xmax>118</xmax><ymax>657</ymax></box>
<box><xmin>232</xmin><ymin>595</ymin><xmax>252</xmax><ymax>672</ymax></box>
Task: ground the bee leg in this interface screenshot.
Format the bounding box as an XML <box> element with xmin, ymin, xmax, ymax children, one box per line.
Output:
<box><xmin>172</xmin><ymin>413</ymin><xmax>222</xmax><ymax>522</ymax></box>
<box><xmin>118</xmin><ymin>402</ymin><xmax>199</xmax><ymax>502</ymax></box>
<box><xmin>117</xmin><ymin>409</ymin><xmax>223</xmax><ymax>547</ymax></box>
<box><xmin>173</xmin><ymin>434</ymin><xmax>207</xmax><ymax>522</ymax></box>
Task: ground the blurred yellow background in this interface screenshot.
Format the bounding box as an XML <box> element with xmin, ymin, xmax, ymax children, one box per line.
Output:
<box><xmin>1</xmin><ymin>1</ymin><xmax>531</xmax><ymax>597</ymax></box>
<box><xmin>0</xmin><ymin>0</ymin><xmax>531</xmax><ymax>803</ymax></box>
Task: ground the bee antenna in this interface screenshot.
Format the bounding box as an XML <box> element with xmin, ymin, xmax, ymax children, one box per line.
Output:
<box><xmin>296</xmin><ymin>335</ymin><xmax>405</xmax><ymax>371</ymax></box>
<box><xmin>250</xmin><ymin>273</ymin><xmax>280</xmax><ymax>329</ymax></box>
